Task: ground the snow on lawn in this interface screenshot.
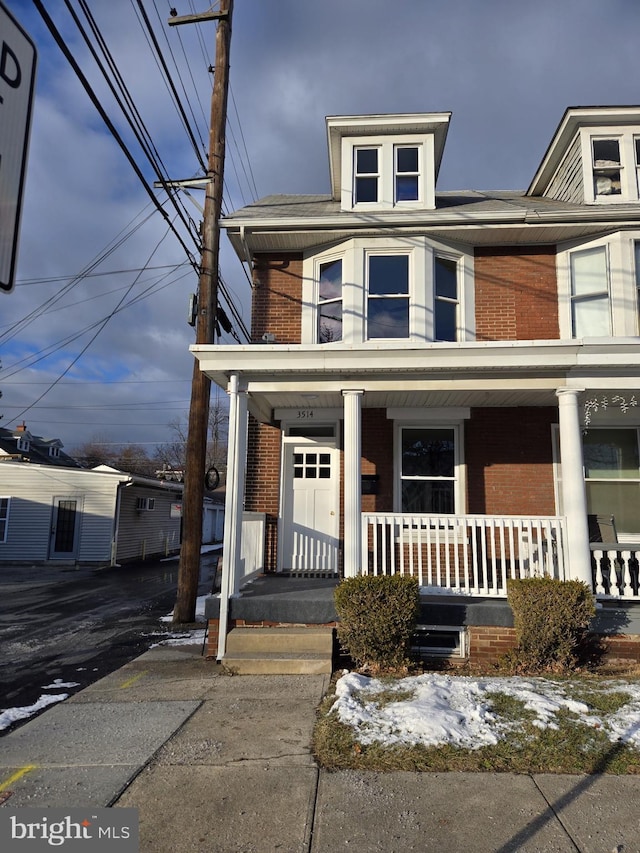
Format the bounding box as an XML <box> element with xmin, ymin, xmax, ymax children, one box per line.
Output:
<box><xmin>332</xmin><ymin>671</ymin><xmax>640</xmax><ymax>750</ymax></box>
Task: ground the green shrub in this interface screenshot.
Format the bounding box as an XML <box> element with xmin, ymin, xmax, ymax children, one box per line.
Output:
<box><xmin>334</xmin><ymin>575</ymin><xmax>420</xmax><ymax>673</ymax></box>
<box><xmin>506</xmin><ymin>577</ymin><xmax>596</xmax><ymax>672</ymax></box>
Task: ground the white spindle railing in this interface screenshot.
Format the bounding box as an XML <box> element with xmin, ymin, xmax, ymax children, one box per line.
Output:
<box><xmin>591</xmin><ymin>546</ymin><xmax>640</xmax><ymax>599</ymax></box>
<box><xmin>361</xmin><ymin>514</ymin><xmax>567</xmax><ymax>597</ymax></box>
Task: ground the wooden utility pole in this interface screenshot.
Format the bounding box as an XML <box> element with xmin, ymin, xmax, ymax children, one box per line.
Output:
<box><xmin>172</xmin><ymin>0</ymin><xmax>233</xmax><ymax>624</ymax></box>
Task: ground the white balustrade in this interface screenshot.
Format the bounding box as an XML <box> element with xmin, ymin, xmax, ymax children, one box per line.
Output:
<box><xmin>361</xmin><ymin>514</ymin><xmax>567</xmax><ymax>597</ymax></box>
<box><xmin>591</xmin><ymin>547</ymin><xmax>640</xmax><ymax>599</ymax></box>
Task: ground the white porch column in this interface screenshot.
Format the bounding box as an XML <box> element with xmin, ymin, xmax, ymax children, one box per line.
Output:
<box><xmin>342</xmin><ymin>389</ymin><xmax>364</xmax><ymax>578</ymax></box>
<box><xmin>556</xmin><ymin>387</ymin><xmax>592</xmax><ymax>586</ymax></box>
<box><xmin>217</xmin><ymin>372</ymin><xmax>248</xmax><ymax>660</ymax></box>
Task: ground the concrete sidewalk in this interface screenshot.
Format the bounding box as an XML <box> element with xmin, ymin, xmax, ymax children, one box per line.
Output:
<box><xmin>0</xmin><ymin>644</ymin><xmax>638</xmax><ymax>852</ymax></box>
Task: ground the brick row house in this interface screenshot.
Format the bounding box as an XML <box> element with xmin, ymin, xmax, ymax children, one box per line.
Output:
<box><xmin>198</xmin><ymin>107</ymin><xmax>640</xmax><ymax>665</ymax></box>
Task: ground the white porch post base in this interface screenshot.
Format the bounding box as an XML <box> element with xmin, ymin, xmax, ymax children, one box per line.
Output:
<box><xmin>556</xmin><ymin>387</ymin><xmax>592</xmax><ymax>586</ymax></box>
<box><xmin>217</xmin><ymin>373</ymin><xmax>248</xmax><ymax>660</ymax></box>
<box><xmin>342</xmin><ymin>389</ymin><xmax>364</xmax><ymax>578</ymax></box>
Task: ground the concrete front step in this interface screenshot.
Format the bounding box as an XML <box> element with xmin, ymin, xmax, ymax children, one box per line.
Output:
<box><xmin>222</xmin><ymin>627</ymin><xmax>335</xmax><ymax>675</ymax></box>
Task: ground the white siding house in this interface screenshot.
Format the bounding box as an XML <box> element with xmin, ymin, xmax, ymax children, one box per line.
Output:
<box><xmin>0</xmin><ymin>462</ymin><xmax>184</xmax><ymax>567</ymax></box>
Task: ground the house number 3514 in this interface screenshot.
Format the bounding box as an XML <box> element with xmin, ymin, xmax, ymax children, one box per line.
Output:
<box><xmin>296</xmin><ymin>409</ymin><xmax>315</xmax><ymax>419</ymax></box>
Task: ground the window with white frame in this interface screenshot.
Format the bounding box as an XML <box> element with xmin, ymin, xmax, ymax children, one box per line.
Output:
<box><xmin>582</xmin><ymin>128</ymin><xmax>640</xmax><ymax>203</ymax></box>
<box><xmin>318</xmin><ymin>259</ymin><xmax>343</xmax><ymax>343</ymax></box>
<box><xmin>399</xmin><ymin>427</ymin><xmax>457</xmax><ymax>513</ymax></box>
<box><xmin>583</xmin><ymin>428</ymin><xmax>640</xmax><ymax>534</ymax></box>
<box><xmin>635</xmin><ymin>241</ymin><xmax>640</xmax><ymax>324</ymax></box>
<box><xmin>303</xmin><ymin>237</ymin><xmax>473</xmax><ymax>344</ymax></box>
<box><xmin>592</xmin><ymin>138</ymin><xmax>622</xmax><ymax>198</ymax></box>
<box><xmin>0</xmin><ymin>497</ymin><xmax>10</xmax><ymax>543</ymax></box>
<box><xmin>366</xmin><ymin>253</ymin><xmax>410</xmax><ymax>339</ymax></box>
<box><xmin>434</xmin><ymin>256</ymin><xmax>459</xmax><ymax>341</ymax></box>
<box><xmin>354</xmin><ymin>147</ymin><xmax>380</xmax><ymax>204</ymax></box>
<box><xmin>16</xmin><ymin>437</ymin><xmax>29</xmax><ymax>453</ymax></box>
<box><xmin>570</xmin><ymin>246</ymin><xmax>611</xmax><ymax>337</ymax></box>
<box><xmin>395</xmin><ymin>145</ymin><xmax>419</xmax><ymax>202</ymax></box>
<box><xmin>342</xmin><ymin>134</ymin><xmax>434</xmax><ymax>210</ymax></box>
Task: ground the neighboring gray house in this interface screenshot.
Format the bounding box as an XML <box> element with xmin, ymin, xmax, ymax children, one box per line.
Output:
<box><xmin>0</xmin><ymin>461</ymin><xmax>184</xmax><ymax>566</ymax></box>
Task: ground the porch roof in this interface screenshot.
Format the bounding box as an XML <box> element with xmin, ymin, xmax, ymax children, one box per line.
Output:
<box><xmin>193</xmin><ymin>338</ymin><xmax>640</xmax><ymax>423</ymax></box>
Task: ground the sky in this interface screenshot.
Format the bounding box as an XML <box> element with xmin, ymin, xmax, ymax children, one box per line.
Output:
<box><xmin>2</xmin><ymin>0</ymin><xmax>640</xmax><ymax>455</ymax></box>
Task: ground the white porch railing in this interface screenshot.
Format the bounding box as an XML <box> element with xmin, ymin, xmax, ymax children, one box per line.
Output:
<box><xmin>591</xmin><ymin>546</ymin><xmax>640</xmax><ymax>599</ymax></box>
<box><xmin>361</xmin><ymin>513</ymin><xmax>567</xmax><ymax>597</ymax></box>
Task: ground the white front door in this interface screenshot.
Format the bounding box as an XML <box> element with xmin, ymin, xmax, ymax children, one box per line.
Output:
<box><xmin>280</xmin><ymin>443</ymin><xmax>340</xmax><ymax>574</ymax></box>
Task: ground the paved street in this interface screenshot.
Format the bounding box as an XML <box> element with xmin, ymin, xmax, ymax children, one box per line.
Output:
<box><xmin>0</xmin><ymin>553</ymin><xmax>218</xmax><ymax>725</ymax></box>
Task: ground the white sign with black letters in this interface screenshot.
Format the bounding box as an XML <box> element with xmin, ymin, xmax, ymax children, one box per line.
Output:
<box><xmin>0</xmin><ymin>2</ymin><xmax>36</xmax><ymax>293</ymax></box>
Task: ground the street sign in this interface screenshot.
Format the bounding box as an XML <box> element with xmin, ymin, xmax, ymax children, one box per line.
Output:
<box><xmin>0</xmin><ymin>2</ymin><xmax>36</xmax><ymax>293</ymax></box>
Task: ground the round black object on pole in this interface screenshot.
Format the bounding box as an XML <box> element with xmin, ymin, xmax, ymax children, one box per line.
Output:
<box><xmin>205</xmin><ymin>467</ymin><xmax>220</xmax><ymax>491</ymax></box>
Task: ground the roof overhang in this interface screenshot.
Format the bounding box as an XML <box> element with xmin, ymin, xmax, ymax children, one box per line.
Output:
<box><xmin>192</xmin><ymin>339</ymin><xmax>640</xmax><ymax>423</ymax></box>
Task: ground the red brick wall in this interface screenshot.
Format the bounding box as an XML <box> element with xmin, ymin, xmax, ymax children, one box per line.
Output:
<box><xmin>466</xmin><ymin>408</ymin><xmax>557</xmax><ymax>516</ymax></box>
<box><xmin>251</xmin><ymin>253</ymin><xmax>303</xmax><ymax>343</ymax></box>
<box><xmin>474</xmin><ymin>246</ymin><xmax>559</xmax><ymax>341</ymax></box>
<box><xmin>245</xmin><ymin>416</ymin><xmax>281</xmax><ymax>571</ymax></box>
<box><xmin>361</xmin><ymin>409</ymin><xmax>394</xmax><ymax>513</ymax></box>
<box><xmin>468</xmin><ymin>626</ymin><xmax>517</xmax><ymax>666</ymax></box>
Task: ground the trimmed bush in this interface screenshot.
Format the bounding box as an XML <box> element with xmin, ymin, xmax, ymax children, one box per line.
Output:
<box><xmin>506</xmin><ymin>577</ymin><xmax>596</xmax><ymax>672</ymax></box>
<box><xmin>334</xmin><ymin>575</ymin><xmax>420</xmax><ymax>672</ymax></box>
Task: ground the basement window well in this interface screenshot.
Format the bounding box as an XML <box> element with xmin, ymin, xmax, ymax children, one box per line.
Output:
<box><xmin>411</xmin><ymin>625</ymin><xmax>467</xmax><ymax>658</ymax></box>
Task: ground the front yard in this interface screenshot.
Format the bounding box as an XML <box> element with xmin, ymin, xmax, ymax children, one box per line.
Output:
<box><xmin>313</xmin><ymin>669</ymin><xmax>640</xmax><ymax>774</ymax></box>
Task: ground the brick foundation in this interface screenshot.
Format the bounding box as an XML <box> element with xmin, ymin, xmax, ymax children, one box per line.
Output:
<box><xmin>468</xmin><ymin>626</ymin><xmax>518</xmax><ymax>666</ymax></box>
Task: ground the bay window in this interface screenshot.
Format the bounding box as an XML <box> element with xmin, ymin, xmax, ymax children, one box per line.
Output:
<box><xmin>367</xmin><ymin>254</ymin><xmax>410</xmax><ymax>339</ymax></box>
<box><xmin>434</xmin><ymin>256</ymin><xmax>458</xmax><ymax>341</ymax></box>
<box><xmin>318</xmin><ymin>259</ymin><xmax>343</xmax><ymax>343</ymax></box>
<box><xmin>570</xmin><ymin>246</ymin><xmax>611</xmax><ymax>337</ymax></box>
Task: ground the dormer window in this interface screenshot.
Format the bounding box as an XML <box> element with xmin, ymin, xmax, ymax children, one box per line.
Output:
<box><xmin>49</xmin><ymin>446</ymin><xmax>60</xmax><ymax>459</ymax></box>
<box><xmin>395</xmin><ymin>146</ymin><xmax>419</xmax><ymax>202</ymax></box>
<box><xmin>17</xmin><ymin>437</ymin><xmax>29</xmax><ymax>453</ymax></box>
<box><xmin>592</xmin><ymin>138</ymin><xmax>622</xmax><ymax>197</ymax></box>
<box><xmin>354</xmin><ymin>147</ymin><xmax>379</xmax><ymax>204</ymax></box>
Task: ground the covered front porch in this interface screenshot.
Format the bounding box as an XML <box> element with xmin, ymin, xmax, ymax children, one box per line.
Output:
<box><xmin>192</xmin><ymin>339</ymin><xmax>640</xmax><ymax>660</ymax></box>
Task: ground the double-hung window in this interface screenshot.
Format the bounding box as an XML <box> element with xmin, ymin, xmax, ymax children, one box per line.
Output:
<box><xmin>318</xmin><ymin>259</ymin><xmax>342</xmax><ymax>343</ymax></box>
<box><xmin>434</xmin><ymin>256</ymin><xmax>458</xmax><ymax>341</ymax></box>
<box><xmin>367</xmin><ymin>254</ymin><xmax>410</xmax><ymax>339</ymax></box>
<box><xmin>592</xmin><ymin>138</ymin><xmax>622</xmax><ymax>198</ymax></box>
<box><xmin>400</xmin><ymin>427</ymin><xmax>456</xmax><ymax>513</ymax></box>
<box><xmin>570</xmin><ymin>246</ymin><xmax>611</xmax><ymax>336</ymax></box>
<box><xmin>0</xmin><ymin>497</ymin><xmax>10</xmax><ymax>543</ymax></box>
<box><xmin>354</xmin><ymin>147</ymin><xmax>379</xmax><ymax>204</ymax></box>
<box><xmin>583</xmin><ymin>428</ymin><xmax>640</xmax><ymax>534</ymax></box>
<box><xmin>395</xmin><ymin>145</ymin><xmax>419</xmax><ymax>202</ymax></box>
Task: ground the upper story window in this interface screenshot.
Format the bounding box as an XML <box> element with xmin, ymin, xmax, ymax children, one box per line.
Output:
<box><xmin>342</xmin><ymin>134</ymin><xmax>434</xmax><ymax>210</ymax></box>
<box><xmin>16</xmin><ymin>437</ymin><xmax>29</xmax><ymax>453</ymax></box>
<box><xmin>559</xmin><ymin>232</ymin><xmax>640</xmax><ymax>339</ymax></box>
<box><xmin>354</xmin><ymin>148</ymin><xmax>379</xmax><ymax>204</ymax></box>
<box><xmin>303</xmin><ymin>236</ymin><xmax>474</xmax><ymax>345</ymax></box>
<box><xmin>49</xmin><ymin>446</ymin><xmax>60</xmax><ymax>459</ymax></box>
<box><xmin>434</xmin><ymin>256</ymin><xmax>459</xmax><ymax>341</ymax></box>
<box><xmin>367</xmin><ymin>254</ymin><xmax>409</xmax><ymax>339</ymax></box>
<box><xmin>592</xmin><ymin>138</ymin><xmax>622</xmax><ymax>198</ymax></box>
<box><xmin>570</xmin><ymin>246</ymin><xmax>611</xmax><ymax>337</ymax></box>
<box><xmin>395</xmin><ymin>146</ymin><xmax>419</xmax><ymax>202</ymax></box>
<box><xmin>582</xmin><ymin>128</ymin><xmax>640</xmax><ymax>204</ymax></box>
<box><xmin>318</xmin><ymin>259</ymin><xmax>343</xmax><ymax>343</ymax></box>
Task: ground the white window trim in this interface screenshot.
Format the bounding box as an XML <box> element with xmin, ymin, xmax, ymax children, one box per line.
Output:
<box><xmin>0</xmin><ymin>497</ymin><xmax>10</xmax><ymax>544</ymax></box>
<box><xmin>393</xmin><ymin>421</ymin><xmax>466</xmax><ymax>515</ymax></box>
<box><xmin>302</xmin><ymin>237</ymin><xmax>475</xmax><ymax>345</ymax></box>
<box><xmin>341</xmin><ymin>133</ymin><xmax>435</xmax><ymax>211</ymax></box>
<box><xmin>580</xmin><ymin>127</ymin><xmax>640</xmax><ymax>204</ymax></box>
<box><xmin>558</xmin><ymin>232</ymin><xmax>640</xmax><ymax>338</ymax></box>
